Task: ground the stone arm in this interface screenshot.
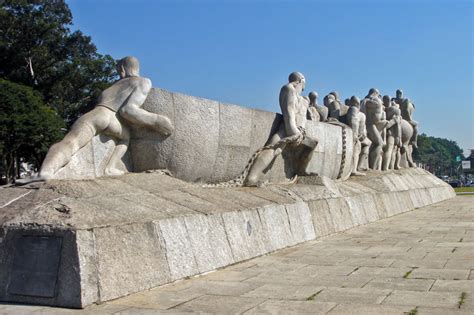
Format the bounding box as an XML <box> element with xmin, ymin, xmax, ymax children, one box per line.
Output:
<box><xmin>118</xmin><ymin>78</ymin><xmax>152</xmax><ymax>125</ymax></box>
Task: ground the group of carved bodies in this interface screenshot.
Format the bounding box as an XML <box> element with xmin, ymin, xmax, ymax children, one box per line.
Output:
<box><xmin>303</xmin><ymin>87</ymin><xmax>418</xmax><ymax>177</ymax></box>
<box><xmin>25</xmin><ymin>56</ymin><xmax>418</xmax><ymax>186</ymax></box>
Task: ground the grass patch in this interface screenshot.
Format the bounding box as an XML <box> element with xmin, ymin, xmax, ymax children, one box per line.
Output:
<box><xmin>454</xmin><ymin>187</ymin><xmax>474</xmax><ymax>193</ymax></box>
<box><xmin>458</xmin><ymin>292</ymin><xmax>467</xmax><ymax>308</ymax></box>
<box><xmin>403</xmin><ymin>269</ymin><xmax>415</xmax><ymax>279</ymax></box>
<box><xmin>452</xmin><ymin>247</ymin><xmax>457</xmax><ymax>253</ymax></box>
<box><xmin>406</xmin><ymin>306</ymin><xmax>418</xmax><ymax>315</ymax></box>
<box><xmin>459</xmin><ymin>238</ymin><xmax>464</xmax><ymax>243</ymax></box>
<box><xmin>306</xmin><ymin>289</ymin><xmax>324</xmax><ymax>301</ymax></box>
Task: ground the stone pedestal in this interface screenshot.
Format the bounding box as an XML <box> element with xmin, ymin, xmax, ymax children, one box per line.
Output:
<box><xmin>0</xmin><ymin>168</ymin><xmax>454</xmax><ymax>308</ymax></box>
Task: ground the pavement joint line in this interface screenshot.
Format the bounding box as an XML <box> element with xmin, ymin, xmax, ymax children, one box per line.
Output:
<box><xmin>165</xmin><ymin>294</ymin><xmax>206</xmax><ymax>310</ymax></box>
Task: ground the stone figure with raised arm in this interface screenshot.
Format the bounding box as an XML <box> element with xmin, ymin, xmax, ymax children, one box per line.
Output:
<box><xmin>363</xmin><ymin>88</ymin><xmax>389</xmax><ymax>170</ymax></box>
<box><xmin>244</xmin><ymin>72</ymin><xmax>319</xmax><ymax>186</ymax></box>
<box><xmin>347</xmin><ymin>96</ymin><xmax>371</xmax><ymax>176</ymax></box>
<box><xmin>382</xmin><ymin>95</ymin><xmax>402</xmax><ymax>170</ymax></box>
<box><xmin>308</xmin><ymin>91</ymin><xmax>329</xmax><ymax>122</ymax></box>
<box><xmin>392</xmin><ymin>89</ymin><xmax>418</xmax><ymax>149</ymax></box>
<box><xmin>26</xmin><ymin>56</ymin><xmax>174</xmax><ymax>182</ymax></box>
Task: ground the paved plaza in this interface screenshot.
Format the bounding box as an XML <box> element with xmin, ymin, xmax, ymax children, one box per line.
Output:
<box><xmin>1</xmin><ymin>196</ymin><xmax>472</xmax><ymax>314</ymax></box>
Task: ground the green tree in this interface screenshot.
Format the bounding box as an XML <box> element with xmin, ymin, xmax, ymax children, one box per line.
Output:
<box><xmin>0</xmin><ymin>0</ymin><xmax>116</xmax><ymax>125</ymax></box>
<box><xmin>413</xmin><ymin>133</ymin><xmax>464</xmax><ymax>176</ymax></box>
<box><xmin>0</xmin><ymin>79</ymin><xmax>65</xmax><ymax>184</ymax></box>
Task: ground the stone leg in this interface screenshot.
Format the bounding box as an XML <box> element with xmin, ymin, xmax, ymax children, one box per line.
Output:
<box><xmin>245</xmin><ymin>126</ymin><xmax>285</xmax><ymax>187</ymax></box>
<box><xmin>104</xmin><ymin>121</ymin><xmax>131</xmax><ymax>177</ymax></box>
<box><xmin>296</xmin><ymin>136</ymin><xmax>319</xmax><ymax>176</ymax></box>
<box><xmin>406</xmin><ymin>145</ymin><xmax>415</xmax><ymax>167</ymax></box>
<box><xmin>119</xmin><ymin>104</ymin><xmax>173</xmax><ymax>136</ymax></box>
<box><xmin>382</xmin><ymin>137</ymin><xmax>394</xmax><ymax>171</ymax></box>
<box><xmin>410</xmin><ymin>121</ymin><xmax>418</xmax><ymax>148</ymax></box>
<box><xmin>358</xmin><ymin>138</ymin><xmax>371</xmax><ymax>171</ymax></box>
<box><xmin>40</xmin><ymin>108</ymin><xmax>112</xmax><ymax>179</ymax></box>
<box><xmin>367</xmin><ymin>126</ymin><xmax>383</xmax><ymax>170</ymax></box>
<box><xmin>351</xmin><ymin>140</ymin><xmax>365</xmax><ymax>176</ymax></box>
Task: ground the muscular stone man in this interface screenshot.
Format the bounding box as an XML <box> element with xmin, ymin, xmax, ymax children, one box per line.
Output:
<box><xmin>347</xmin><ymin>96</ymin><xmax>371</xmax><ymax>175</ymax></box>
<box><xmin>392</xmin><ymin>89</ymin><xmax>418</xmax><ymax>148</ymax></box>
<box><xmin>363</xmin><ymin>88</ymin><xmax>388</xmax><ymax>170</ymax></box>
<box><xmin>308</xmin><ymin>91</ymin><xmax>328</xmax><ymax>121</ymax></box>
<box><xmin>382</xmin><ymin>95</ymin><xmax>402</xmax><ymax>171</ymax></box>
<box><xmin>36</xmin><ymin>56</ymin><xmax>173</xmax><ymax>181</ymax></box>
<box><xmin>245</xmin><ymin>72</ymin><xmax>318</xmax><ymax>186</ymax></box>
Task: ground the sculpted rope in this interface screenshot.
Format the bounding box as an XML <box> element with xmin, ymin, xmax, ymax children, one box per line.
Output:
<box><xmin>201</xmin><ymin>127</ymin><xmax>306</xmax><ymax>188</ymax></box>
<box><xmin>327</xmin><ymin>121</ymin><xmax>348</xmax><ymax>180</ymax></box>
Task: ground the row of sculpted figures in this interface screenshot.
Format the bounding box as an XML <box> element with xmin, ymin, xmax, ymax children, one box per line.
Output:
<box><xmin>304</xmin><ymin>87</ymin><xmax>418</xmax><ymax>177</ymax></box>
<box><xmin>16</xmin><ymin>56</ymin><xmax>418</xmax><ymax>186</ymax></box>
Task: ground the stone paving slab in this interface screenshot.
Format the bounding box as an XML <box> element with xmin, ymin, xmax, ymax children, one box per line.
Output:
<box><xmin>1</xmin><ymin>196</ymin><xmax>472</xmax><ymax>314</ymax></box>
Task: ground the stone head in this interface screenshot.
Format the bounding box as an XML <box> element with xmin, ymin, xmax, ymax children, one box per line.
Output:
<box><xmin>368</xmin><ymin>88</ymin><xmax>380</xmax><ymax>97</ymax></box>
<box><xmin>382</xmin><ymin>95</ymin><xmax>391</xmax><ymax>107</ymax></box>
<box><xmin>288</xmin><ymin>72</ymin><xmax>306</xmax><ymax>91</ymax></box>
<box><xmin>329</xmin><ymin>91</ymin><xmax>340</xmax><ymax>100</ymax></box>
<box><xmin>117</xmin><ymin>56</ymin><xmax>140</xmax><ymax>79</ymax></box>
<box><xmin>349</xmin><ymin>96</ymin><xmax>360</xmax><ymax>107</ymax></box>
<box><xmin>308</xmin><ymin>91</ymin><xmax>318</xmax><ymax>104</ymax></box>
<box><xmin>396</xmin><ymin>89</ymin><xmax>403</xmax><ymax>98</ymax></box>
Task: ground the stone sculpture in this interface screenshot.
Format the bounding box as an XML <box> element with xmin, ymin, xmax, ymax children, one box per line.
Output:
<box><xmin>328</xmin><ymin>91</ymin><xmax>349</xmax><ymax>124</ymax></box>
<box><xmin>347</xmin><ymin>96</ymin><xmax>371</xmax><ymax>175</ymax></box>
<box><xmin>392</xmin><ymin>89</ymin><xmax>418</xmax><ymax>149</ymax></box>
<box><xmin>306</xmin><ymin>92</ymin><xmax>320</xmax><ymax>121</ymax></box>
<box><xmin>400</xmin><ymin>117</ymin><xmax>416</xmax><ymax>167</ymax></box>
<box><xmin>382</xmin><ymin>95</ymin><xmax>402</xmax><ymax>171</ymax></box>
<box><xmin>362</xmin><ymin>88</ymin><xmax>388</xmax><ymax>170</ymax></box>
<box><xmin>20</xmin><ymin>56</ymin><xmax>173</xmax><ymax>183</ymax></box>
<box><xmin>244</xmin><ymin>72</ymin><xmax>318</xmax><ymax>186</ymax></box>
<box><xmin>308</xmin><ymin>91</ymin><xmax>328</xmax><ymax>121</ymax></box>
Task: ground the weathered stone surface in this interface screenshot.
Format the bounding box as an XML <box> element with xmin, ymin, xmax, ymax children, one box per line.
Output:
<box><xmin>183</xmin><ymin>213</ymin><xmax>235</xmax><ymax>272</ymax></box>
<box><xmin>94</xmin><ymin>223</ymin><xmax>171</xmax><ymax>301</ymax></box>
<box><xmin>0</xmin><ymin>168</ymin><xmax>455</xmax><ymax>308</ymax></box>
<box><xmin>157</xmin><ymin>217</ymin><xmax>199</xmax><ymax>280</ymax></box>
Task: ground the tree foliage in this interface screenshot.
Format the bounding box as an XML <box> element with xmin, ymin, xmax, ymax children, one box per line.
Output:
<box><xmin>413</xmin><ymin>133</ymin><xmax>464</xmax><ymax>176</ymax></box>
<box><xmin>0</xmin><ymin>79</ymin><xmax>65</xmax><ymax>184</ymax></box>
<box><xmin>0</xmin><ymin>0</ymin><xmax>117</xmax><ymax>124</ymax></box>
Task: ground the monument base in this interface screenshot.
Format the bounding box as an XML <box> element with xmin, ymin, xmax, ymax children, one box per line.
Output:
<box><xmin>0</xmin><ymin>168</ymin><xmax>454</xmax><ymax>308</ymax></box>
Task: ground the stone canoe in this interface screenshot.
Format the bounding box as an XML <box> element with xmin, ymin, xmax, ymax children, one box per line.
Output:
<box><xmin>55</xmin><ymin>88</ymin><xmax>353</xmax><ymax>183</ymax></box>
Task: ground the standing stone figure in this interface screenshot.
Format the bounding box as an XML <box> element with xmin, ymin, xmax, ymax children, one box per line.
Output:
<box><xmin>392</xmin><ymin>89</ymin><xmax>418</xmax><ymax>149</ymax></box>
<box><xmin>347</xmin><ymin>96</ymin><xmax>371</xmax><ymax>175</ymax></box>
<box><xmin>29</xmin><ymin>56</ymin><xmax>174</xmax><ymax>182</ymax></box>
<box><xmin>362</xmin><ymin>88</ymin><xmax>388</xmax><ymax>170</ymax></box>
<box><xmin>244</xmin><ymin>72</ymin><xmax>318</xmax><ymax>186</ymax></box>
<box><xmin>382</xmin><ymin>95</ymin><xmax>402</xmax><ymax>171</ymax></box>
<box><xmin>308</xmin><ymin>91</ymin><xmax>328</xmax><ymax>121</ymax></box>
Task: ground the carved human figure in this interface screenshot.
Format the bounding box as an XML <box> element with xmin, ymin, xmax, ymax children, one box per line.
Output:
<box><xmin>392</xmin><ymin>89</ymin><xmax>418</xmax><ymax>148</ymax></box>
<box><xmin>347</xmin><ymin>96</ymin><xmax>371</xmax><ymax>175</ymax></box>
<box><xmin>332</xmin><ymin>91</ymin><xmax>349</xmax><ymax>123</ymax></box>
<box><xmin>363</xmin><ymin>88</ymin><xmax>388</xmax><ymax>170</ymax></box>
<box><xmin>37</xmin><ymin>56</ymin><xmax>173</xmax><ymax>181</ymax></box>
<box><xmin>382</xmin><ymin>95</ymin><xmax>402</xmax><ymax>171</ymax></box>
<box><xmin>245</xmin><ymin>72</ymin><xmax>318</xmax><ymax>186</ymax></box>
<box><xmin>308</xmin><ymin>91</ymin><xmax>328</xmax><ymax>121</ymax></box>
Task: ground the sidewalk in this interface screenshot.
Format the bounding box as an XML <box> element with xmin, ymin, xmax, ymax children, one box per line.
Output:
<box><xmin>1</xmin><ymin>196</ymin><xmax>472</xmax><ymax>314</ymax></box>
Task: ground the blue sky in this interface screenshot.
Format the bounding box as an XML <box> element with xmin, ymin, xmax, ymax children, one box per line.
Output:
<box><xmin>67</xmin><ymin>0</ymin><xmax>473</xmax><ymax>155</ymax></box>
